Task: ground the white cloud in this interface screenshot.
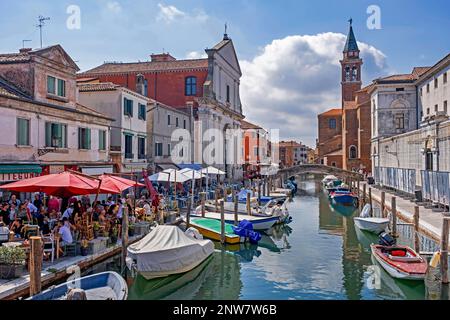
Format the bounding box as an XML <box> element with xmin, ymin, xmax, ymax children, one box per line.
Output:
<box><xmin>157</xmin><ymin>3</ymin><xmax>209</xmax><ymax>24</ymax></box>
<box><xmin>106</xmin><ymin>1</ymin><xmax>122</xmax><ymax>14</ymax></box>
<box><xmin>240</xmin><ymin>32</ymin><xmax>389</xmax><ymax>147</ymax></box>
<box><xmin>186</xmin><ymin>51</ymin><xmax>207</xmax><ymax>59</ymax></box>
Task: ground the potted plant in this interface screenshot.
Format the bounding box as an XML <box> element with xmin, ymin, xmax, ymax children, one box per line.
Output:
<box><xmin>110</xmin><ymin>226</ymin><xmax>118</xmax><ymax>245</ymax></box>
<box><xmin>0</xmin><ymin>246</ymin><xmax>26</xmax><ymax>279</ymax></box>
<box><xmin>80</xmin><ymin>239</ymin><xmax>89</xmax><ymax>256</ymax></box>
<box><xmin>93</xmin><ymin>222</ymin><xmax>100</xmax><ymax>239</ymax></box>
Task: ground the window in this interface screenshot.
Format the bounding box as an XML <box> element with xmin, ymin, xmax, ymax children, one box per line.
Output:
<box><xmin>144</xmin><ymin>79</ymin><xmax>148</xmax><ymax>96</ymax></box>
<box><xmin>99</xmin><ymin>130</ymin><xmax>106</xmax><ymax>151</ymax></box>
<box><xmin>226</xmin><ymin>85</ymin><xmax>230</xmax><ymax>103</ymax></box>
<box><xmin>331</xmin><ymin>162</ymin><xmax>337</xmax><ymax>167</ymax></box>
<box><xmin>427</xmin><ymin>108</ymin><xmax>430</xmax><ymax>115</ymax></box>
<box><xmin>47</xmin><ymin>76</ymin><xmax>56</xmax><ymax>95</ymax></box>
<box><xmin>185</xmin><ymin>77</ymin><xmax>197</xmax><ymax>96</ymax></box>
<box><xmin>124</xmin><ymin>134</ymin><xmax>133</xmax><ymax>159</ymax></box>
<box><xmin>167</xmin><ymin>115</ymin><xmax>171</xmax><ymax>125</ymax></box>
<box><xmin>427</xmin><ymin>83</ymin><xmax>430</xmax><ymax>93</ymax></box>
<box><xmin>425</xmin><ymin>150</ymin><xmax>433</xmax><ymax>171</ymax></box>
<box><xmin>176</xmin><ymin>117</ymin><xmax>179</xmax><ymax>127</ymax></box>
<box><xmin>349</xmin><ymin>146</ymin><xmax>357</xmax><ymax>159</ymax></box>
<box><xmin>395</xmin><ymin>114</ymin><xmax>405</xmax><ymax>129</ymax></box>
<box><xmin>435</xmin><ymin>78</ymin><xmax>438</xmax><ymax>89</ymax></box>
<box><xmin>124</xmin><ymin>98</ymin><xmax>133</xmax><ymax>117</ymax></box>
<box><xmin>444</xmin><ymin>72</ymin><xmax>448</xmax><ymax>84</ymax></box>
<box><xmin>420</xmin><ymin>88</ymin><xmax>423</xmax><ymax>97</ymax></box>
<box><xmin>45</xmin><ymin>123</ymin><xmax>67</xmax><ymax>148</ymax></box>
<box><xmin>57</xmin><ymin>79</ymin><xmax>66</xmax><ymax>97</ymax></box>
<box><xmin>329</xmin><ymin>118</ymin><xmax>337</xmax><ymax>129</ymax></box>
<box><xmin>396</xmin><ymin>88</ymin><xmax>404</xmax><ymax>92</ymax></box>
<box><xmin>183</xmin><ymin>119</ymin><xmax>186</xmax><ymax>129</ymax></box>
<box><xmin>78</xmin><ymin>128</ymin><xmax>91</xmax><ymax>150</ymax></box>
<box><xmin>17</xmin><ymin>118</ymin><xmax>30</xmax><ymax>146</ymax></box>
<box><xmin>444</xmin><ymin>101</ymin><xmax>448</xmax><ymax>114</ymax></box>
<box><xmin>138</xmin><ymin>137</ymin><xmax>146</xmax><ymax>159</ymax></box>
<box><xmin>167</xmin><ymin>144</ymin><xmax>171</xmax><ymax>157</ymax></box>
<box><xmin>155</xmin><ymin>142</ymin><xmax>163</xmax><ymax>157</ymax></box>
<box><xmin>138</xmin><ymin>103</ymin><xmax>146</xmax><ymax>120</ymax></box>
<box><xmin>435</xmin><ymin>104</ymin><xmax>439</xmax><ymax>112</ymax></box>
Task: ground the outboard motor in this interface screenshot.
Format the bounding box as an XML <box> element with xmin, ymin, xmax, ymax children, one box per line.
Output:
<box><xmin>379</xmin><ymin>232</ymin><xmax>396</xmax><ymax>247</ymax></box>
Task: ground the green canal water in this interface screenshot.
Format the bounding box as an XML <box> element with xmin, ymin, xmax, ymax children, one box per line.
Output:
<box><xmin>85</xmin><ymin>180</ymin><xmax>449</xmax><ymax>300</ymax></box>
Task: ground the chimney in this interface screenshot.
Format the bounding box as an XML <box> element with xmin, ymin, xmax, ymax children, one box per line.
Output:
<box><xmin>20</xmin><ymin>48</ymin><xmax>32</xmax><ymax>53</ymax></box>
<box><xmin>150</xmin><ymin>53</ymin><xmax>176</xmax><ymax>62</ymax></box>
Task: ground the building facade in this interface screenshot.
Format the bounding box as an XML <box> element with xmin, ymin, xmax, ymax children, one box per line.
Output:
<box><xmin>279</xmin><ymin>140</ymin><xmax>306</xmax><ymax>168</ymax></box>
<box><xmin>80</xmin><ymin>33</ymin><xmax>245</xmax><ymax>180</ymax></box>
<box><xmin>78</xmin><ymin>81</ymin><xmax>149</xmax><ymax>175</ymax></box>
<box><xmin>0</xmin><ymin>45</ymin><xmax>113</xmax><ymax>191</ymax></box>
<box><xmin>241</xmin><ymin>120</ymin><xmax>270</xmax><ymax>179</ymax></box>
<box><xmin>317</xmin><ymin>109</ymin><xmax>343</xmax><ymax>167</ymax></box>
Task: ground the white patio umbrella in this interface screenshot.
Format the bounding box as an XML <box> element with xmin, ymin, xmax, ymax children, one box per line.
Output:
<box><xmin>179</xmin><ymin>168</ymin><xmax>204</xmax><ymax>208</ymax></box>
<box><xmin>148</xmin><ymin>169</ymin><xmax>190</xmax><ymax>209</ymax></box>
<box><xmin>200</xmin><ymin>166</ymin><xmax>226</xmax><ymax>200</ymax></box>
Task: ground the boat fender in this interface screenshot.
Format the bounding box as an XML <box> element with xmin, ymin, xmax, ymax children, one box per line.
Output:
<box><xmin>185</xmin><ymin>227</ymin><xmax>204</xmax><ymax>240</ymax></box>
<box><xmin>430</xmin><ymin>251</ymin><xmax>441</xmax><ymax>268</ymax></box>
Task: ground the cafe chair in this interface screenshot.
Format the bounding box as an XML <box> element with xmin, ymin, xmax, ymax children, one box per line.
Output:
<box><xmin>42</xmin><ymin>234</ymin><xmax>56</xmax><ymax>263</ymax></box>
<box><xmin>62</xmin><ymin>242</ymin><xmax>77</xmax><ymax>257</ymax></box>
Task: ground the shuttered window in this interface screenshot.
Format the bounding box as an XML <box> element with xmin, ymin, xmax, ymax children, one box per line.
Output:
<box><xmin>17</xmin><ymin>118</ymin><xmax>30</xmax><ymax>146</ymax></box>
<box><xmin>78</xmin><ymin>128</ymin><xmax>91</xmax><ymax>150</ymax></box>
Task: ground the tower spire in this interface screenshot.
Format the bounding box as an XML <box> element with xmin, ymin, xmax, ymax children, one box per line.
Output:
<box><xmin>343</xmin><ymin>18</ymin><xmax>359</xmax><ymax>53</ymax></box>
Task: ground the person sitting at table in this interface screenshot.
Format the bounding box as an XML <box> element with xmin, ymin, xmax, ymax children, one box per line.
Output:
<box><xmin>10</xmin><ymin>218</ymin><xmax>23</xmax><ymax>238</ymax></box>
<box><xmin>33</xmin><ymin>193</ymin><xmax>43</xmax><ymax>212</ymax></box>
<box><xmin>8</xmin><ymin>194</ymin><xmax>21</xmax><ymax>208</ymax></box>
<box><xmin>47</xmin><ymin>195</ymin><xmax>61</xmax><ymax>214</ymax></box>
<box><xmin>17</xmin><ymin>203</ymin><xmax>28</xmax><ymax>222</ymax></box>
<box><xmin>41</xmin><ymin>216</ymin><xmax>51</xmax><ymax>235</ymax></box>
<box><xmin>98</xmin><ymin>210</ymin><xmax>107</xmax><ymax>226</ymax></box>
<box><xmin>0</xmin><ymin>203</ymin><xmax>10</xmax><ymax>226</ymax></box>
<box><xmin>57</xmin><ymin>218</ymin><xmax>74</xmax><ymax>247</ymax></box>
<box><xmin>62</xmin><ymin>203</ymin><xmax>74</xmax><ymax>220</ymax></box>
<box><xmin>0</xmin><ymin>222</ymin><xmax>9</xmax><ymax>244</ymax></box>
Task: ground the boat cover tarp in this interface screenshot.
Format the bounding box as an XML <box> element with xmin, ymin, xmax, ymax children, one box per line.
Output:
<box><xmin>127</xmin><ymin>226</ymin><xmax>214</xmax><ymax>274</ymax></box>
<box><xmin>232</xmin><ymin>220</ymin><xmax>261</xmax><ymax>244</ymax></box>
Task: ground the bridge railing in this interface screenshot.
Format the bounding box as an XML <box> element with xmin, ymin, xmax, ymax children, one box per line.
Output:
<box><xmin>374</xmin><ymin>167</ymin><xmax>416</xmax><ymax>195</ymax></box>
<box><xmin>421</xmin><ymin>170</ymin><xmax>450</xmax><ymax>206</ymax></box>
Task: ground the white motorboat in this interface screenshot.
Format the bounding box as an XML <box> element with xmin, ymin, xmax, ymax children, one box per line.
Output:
<box><xmin>353</xmin><ymin>204</ymin><xmax>389</xmax><ymax>234</ymax></box>
<box><xmin>127</xmin><ymin>226</ymin><xmax>214</xmax><ymax>280</ymax></box>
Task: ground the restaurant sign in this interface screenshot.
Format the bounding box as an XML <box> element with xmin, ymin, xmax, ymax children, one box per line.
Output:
<box><xmin>0</xmin><ymin>164</ymin><xmax>42</xmax><ymax>182</ymax></box>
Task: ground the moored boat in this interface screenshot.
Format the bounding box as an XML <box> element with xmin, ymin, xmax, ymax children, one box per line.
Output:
<box><xmin>127</xmin><ymin>226</ymin><xmax>215</xmax><ymax>280</ymax></box>
<box><xmin>189</xmin><ymin>218</ymin><xmax>243</xmax><ymax>244</ymax></box>
<box><xmin>371</xmin><ymin>244</ymin><xmax>428</xmax><ymax>280</ymax></box>
<box><xmin>192</xmin><ymin>209</ymin><xmax>279</xmax><ymax>230</ymax></box>
<box><xmin>27</xmin><ymin>272</ymin><xmax>128</xmax><ymax>300</ymax></box>
<box><xmin>330</xmin><ymin>190</ymin><xmax>358</xmax><ymax>206</ymax></box>
<box><xmin>353</xmin><ymin>204</ymin><xmax>389</xmax><ymax>234</ymax></box>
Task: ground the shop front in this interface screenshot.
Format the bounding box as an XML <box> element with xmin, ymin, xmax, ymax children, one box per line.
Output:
<box><xmin>0</xmin><ymin>164</ymin><xmax>43</xmax><ymax>201</ymax></box>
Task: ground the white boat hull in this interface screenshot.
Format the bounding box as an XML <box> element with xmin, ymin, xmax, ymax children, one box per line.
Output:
<box><xmin>191</xmin><ymin>211</ymin><xmax>278</xmax><ymax>230</ymax></box>
<box><xmin>354</xmin><ymin>217</ymin><xmax>389</xmax><ymax>234</ymax></box>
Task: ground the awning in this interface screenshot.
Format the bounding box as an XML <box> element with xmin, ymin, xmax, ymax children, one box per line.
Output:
<box><xmin>0</xmin><ymin>164</ymin><xmax>42</xmax><ymax>174</ymax></box>
<box><xmin>156</xmin><ymin>163</ymin><xmax>180</xmax><ymax>171</ymax></box>
<box><xmin>177</xmin><ymin>163</ymin><xmax>203</xmax><ymax>171</ymax></box>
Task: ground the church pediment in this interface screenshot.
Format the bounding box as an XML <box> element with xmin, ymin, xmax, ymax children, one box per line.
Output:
<box><xmin>211</xmin><ymin>40</ymin><xmax>242</xmax><ymax>76</ymax></box>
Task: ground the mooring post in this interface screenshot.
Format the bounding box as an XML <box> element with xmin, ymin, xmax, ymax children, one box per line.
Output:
<box><xmin>121</xmin><ymin>205</ymin><xmax>129</xmax><ymax>274</ymax></box>
<box><xmin>201</xmin><ymin>192</ymin><xmax>206</xmax><ymax>217</ymax></box>
<box><xmin>220</xmin><ymin>200</ymin><xmax>225</xmax><ymax>245</ymax></box>
<box><xmin>369</xmin><ymin>187</ymin><xmax>373</xmax><ymax>217</ymax></box>
<box><xmin>257</xmin><ymin>179</ymin><xmax>262</xmax><ymax>206</ymax></box>
<box><xmin>441</xmin><ymin>217</ymin><xmax>450</xmax><ymax>284</ymax></box>
<box><xmin>186</xmin><ymin>197</ymin><xmax>191</xmax><ymax>229</ymax></box>
<box><xmin>247</xmin><ymin>192</ymin><xmax>252</xmax><ymax>216</ymax></box>
<box><xmin>414</xmin><ymin>206</ymin><xmax>420</xmax><ymax>253</ymax></box>
<box><xmin>215</xmin><ymin>189</ymin><xmax>219</xmax><ymax>212</ymax></box>
<box><xmin>381</xmin><ymin>191</ymin><xmax>386</xmax><ymax>218</ymax></box>
<box><xmin>391</xmin><ymin>196</ymin><xmax>398</xmax><ymax>238</ymax></box>
<box><xmin>362</xmin><ymin>183</ymin><xmax>367</xmax><ymax>206</ymax></box>
<box><xmin>233</xmin><ymin>190</ymin><xmax>239</xmax><ymax>226</ymax></box>
<box><xmin>29</xmin><ymin>236</ymin><xmax>42</xmax><ymax>297</ymax></box>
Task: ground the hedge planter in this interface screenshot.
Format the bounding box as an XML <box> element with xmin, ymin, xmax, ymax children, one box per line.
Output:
<box><xmin>0</xmin><ymin>264</ymin><xmax>25</xmax><ymax>279</ymax></box>
<box><xmin>0</xmin><ymin>246</ymin><xmax>27</xmax><ymax>279</ymax></box>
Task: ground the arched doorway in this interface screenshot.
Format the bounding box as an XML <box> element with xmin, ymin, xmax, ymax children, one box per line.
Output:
<box><xmin>425</xmin><ymin>137</ymin><xmax>433</xmax><ymax>171</ymax></box>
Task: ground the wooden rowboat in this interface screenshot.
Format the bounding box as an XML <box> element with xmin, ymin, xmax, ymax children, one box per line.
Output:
<box><xmin>189</xmin><ymin>218</ymin><xmax>243</xmax><ymax>245</ymax></box>
<box><xmin>370</xmin><ymin>244</ymin><xmax>428</xmax><ymax>280</ymax></box>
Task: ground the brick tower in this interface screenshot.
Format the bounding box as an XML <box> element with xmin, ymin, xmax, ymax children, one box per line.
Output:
<box><xmin>340</xmin><ymin>19</ymin><xmax>363</xmax><ymax>107</ymax></box>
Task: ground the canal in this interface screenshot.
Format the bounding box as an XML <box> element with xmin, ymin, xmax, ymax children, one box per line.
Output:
<box><xmin>83</xmin><ymin>179</ymin><xmax>449</xmax><ymax>300</ymax></box>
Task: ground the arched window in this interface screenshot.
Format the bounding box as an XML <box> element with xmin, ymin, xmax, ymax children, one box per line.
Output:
<box><xmin>352</xmin><ymin>67</ymin><xmax>358</xmax><ymax>81</ymax></box>
<box><xmin>185</xmin><ymin>76</ymin><xmax>197</xmax><ymax>96</ymax></box>
<box><xmin>136</xmin><ymin>74</ymin><xmax>145</xmax><ymax>96</ymax></box>
<box><xmin>349</xmin><ymin>145</ymin><xmax>357</xmax><ymax>159</ymax></box>
<box><xmin>345</xmin><ymin>67</ymin><xmax>350</xmax><ymax>81</ymax></box>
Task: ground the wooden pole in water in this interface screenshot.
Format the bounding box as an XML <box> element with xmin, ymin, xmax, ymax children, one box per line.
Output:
<box><xmin>246</xmin><ymin>192</ymin><xmax>251</xmax><ymax>216</ymax></box>
<box><xmin>201</xmin><ymin>192</ymin><xmax>206</xmax><ymax>217</ymax></box>
<box><xmin>233</xmin><ymin>190</ymin><xmax>239</xmax><ymax>226</ymax></box>
<box><xmin>381</xmin><ymin>191</ymin><xmax>386</xmax><ymax>218</ymax></box>
<box><xmin>391</xmin><ymin>196</ymin><xmax>398</xmax><ymax>238</ymax></box>
<box><xmin>362</xmin><ymin>183</ymin><xmax>367</xmax><ymax>206</ymax></box>
<box><xmin>357</xmin><ymin>178</ymin><xmax>361</xmax><ymax>210</ymax></box>
<box><xmin>215</xmin><ymin>189</ymin><xmax>219</xmax><ymax>212</ymax></box>
<box><xmin>121</xmin><ymin>204</ymin><xmax>129</xmax><ymax>274</ymax></box>
<box><xmin>441</xmin><ymin>217</ymin><xmax>450</xmax><ymax>284</ymax></box>
<box><xmin>186</xmin><ymin>197</ymin><xmax>191</xmax><ymax>229</ymax></box>
<box><xmin>414</xmin><ymin>206</ymin><xmax>420</xmax><ymax>253</ymax></box>
<box><xmin>257</xmin><ymin>179</ymin><xmax>262</xmax><ymax>206</ymax></box>
<box><xmin>220</xmin><ymin>200</ymin><xmax>225</xmax><ymax>245</ymax></box>
<box><xmin>29</xmin><ymin>236</ymin><xmax>42</xmax><ymax>297</ymax></box>
<box><xmin>369</xmin><ymin>187</ymin><xmax>373</xmax><ymax>217</ymax></box>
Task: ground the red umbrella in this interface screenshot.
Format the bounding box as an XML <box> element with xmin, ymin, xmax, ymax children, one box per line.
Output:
<box><xmin>98</xmin><ymin>175</ymin><xmax>145</xmax><ymax>193</ymax></box>
<box><xmin>0</xmin><ymin>171</ymin><xmax>119</xmax><ymax>198</ymax></box>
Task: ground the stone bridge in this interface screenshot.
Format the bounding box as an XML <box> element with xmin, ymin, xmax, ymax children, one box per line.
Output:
<box><xmin>275</xmin><ymin>164</ymin><xmax>364</xmax><ymax>181</ymax></box>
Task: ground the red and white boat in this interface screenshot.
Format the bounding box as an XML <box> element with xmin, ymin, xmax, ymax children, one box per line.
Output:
<box><xmin>370</xmin><ymin>244</ymin><xmax>428</xmax><ymax>280</ymax></box>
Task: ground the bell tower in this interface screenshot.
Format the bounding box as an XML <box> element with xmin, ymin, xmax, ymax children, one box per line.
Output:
<box><xmin>340</xmin><ymin>19</ymin><xmax>363</xmax><ymax>107</ymax></box>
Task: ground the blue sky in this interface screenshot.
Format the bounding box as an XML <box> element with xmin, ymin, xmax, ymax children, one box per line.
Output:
<box><xmin>1</xmin><ymin>0</ymin><xmax>449</xmax><ymax>146</ymax></box>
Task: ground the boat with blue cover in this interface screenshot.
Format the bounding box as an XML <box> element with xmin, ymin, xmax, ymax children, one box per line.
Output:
<box><xmin>330</xmin><ymin>190</ymin><xmax>358</xmax><ymax>206</ymax></box>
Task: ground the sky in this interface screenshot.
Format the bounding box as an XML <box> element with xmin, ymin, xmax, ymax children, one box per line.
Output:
<box><xmin>1</xmin><ymin>0</ymin><xmax>449</xmax><ymax>146</ymax></box>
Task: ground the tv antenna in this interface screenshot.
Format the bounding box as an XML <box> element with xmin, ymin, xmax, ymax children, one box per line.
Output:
<box><xmin>22</xmin><ymin>40</ymin><xmax>32</xmax><ymax>49</ymax></box>
<box><xmin>36</xmin><ymin>16</ymin><xmax>50</xmax><ymax>48</ymax></box>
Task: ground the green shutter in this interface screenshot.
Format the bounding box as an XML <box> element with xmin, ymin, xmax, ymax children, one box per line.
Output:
<box><xmin>87</xmin><ymin>128</ymin><xmax>91</xmax><ymax>150</ymax></box>
<box><xmin>124</xmin><ymin>98</ymin><xmax>127</xmax><ymax>115</ymax></box>
<box><xmin>130</xmin><ymin>100</ymin><xmax>134</xmax><ymax>117</ymax></box>
<box><xmin>78</xmin><ymin>128</ymin><xmax>82</xmax><ymax>149</ymax></box>
<box><xmin>45</xmin><ymin>123</ymin><xmax>51</xmax><ymax>147</ymax></box>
